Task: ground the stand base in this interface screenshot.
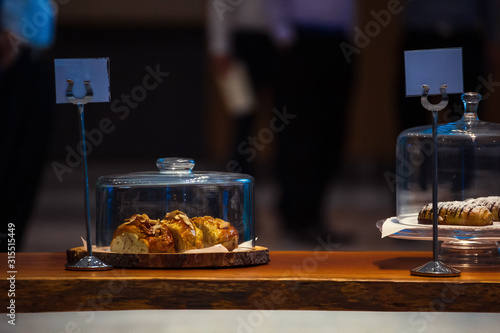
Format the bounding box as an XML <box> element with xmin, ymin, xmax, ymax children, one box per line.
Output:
<box><xmin>439</xmin><ymin>240</ymin><xmax>500</xmax><ymax>267</ymax></box>
<box><xmin>410</xmin><ymin>260</ymin><xmax>461</xmax><ymax>277</ymax></box>
<box><xmin>65</xmin><ymin>255</ymin><xmax>113</xmax><ymax>271</ymax></box>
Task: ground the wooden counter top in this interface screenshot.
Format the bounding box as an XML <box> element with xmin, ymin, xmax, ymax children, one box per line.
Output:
<box><xmin>2</xmin><ymin>251</ymin><xmax>500</xmax><ymax>313</ymax></box>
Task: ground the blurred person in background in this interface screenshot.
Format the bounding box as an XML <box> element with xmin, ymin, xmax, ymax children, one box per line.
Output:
<box><xmin>265</xmin><ymin>0</ymin><xmax>358</xmax><ymax>243</ymax></box>
<box><xmin>206</xmin><ymin>0</ymin><xmax>277</xmax><ymax>176</ymax></box>
<box><xmin>0</xmin><ymin>0</ymin><xmax>56</xmax><ymax>251</ymax></box>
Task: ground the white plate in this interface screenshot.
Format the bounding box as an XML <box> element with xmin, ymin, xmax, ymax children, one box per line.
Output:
<box><xmin>377</xmin><ymin>215</ymin><xmax>500</xmax><ymax>241</ymax></box>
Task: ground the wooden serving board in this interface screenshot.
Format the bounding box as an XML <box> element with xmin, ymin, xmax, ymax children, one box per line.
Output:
<box><xmin>66</xmin><ymin>246</ymin><xmax>270</xmax><ymax>268</ymax></box>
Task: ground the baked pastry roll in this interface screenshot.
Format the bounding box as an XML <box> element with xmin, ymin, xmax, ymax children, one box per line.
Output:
<box><xmin>465</xmin><ymin>196</ymin><xmax>500</xmax><ymax>221</ymax></box>
<box><xmin>110</xmin><ymin>214</ymin><xmax>175</xmax><ymax>253</ymax></box>
<box><xmin>192</xmin><ymin>216</ymin><xmax>239</xmax><ymax>251</ymax></box>
<box><xmin>162</xmin><ymin>210</ymin><xmax>203</xmax><ymax>252</ymax></box>
<box><xmin>418</xmin><ymin>201</ymin><xmax>493</xmax><ymax>226</ymax></box>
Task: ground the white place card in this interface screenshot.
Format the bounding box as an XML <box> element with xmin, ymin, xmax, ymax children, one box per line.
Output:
<box><xmin>54</xmin><ymin>58</ymin><xmax>111</xmax><ymax>104</ymax></box>
<box><xmin>404</xmin><ymin>48</ymin><xmax>463</xmax><ymax>96</ymax></box>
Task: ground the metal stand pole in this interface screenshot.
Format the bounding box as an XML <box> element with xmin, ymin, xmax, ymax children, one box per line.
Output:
<box><xmin>65</xmin><ymin>80</ymin><xmax>112</xmax><ymax>270</ymax></box>
<box><xmin>410</xmin><ymin>84</ymin><xmax>460</xmax><ymax>277</ymax></box>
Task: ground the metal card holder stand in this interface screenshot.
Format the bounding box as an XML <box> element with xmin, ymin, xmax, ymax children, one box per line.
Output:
<box><xmin>65</xmin><ymin>79</ymin><xmax>112</xmax><ymax>271</ymax></box>
<box><xmin>410</xmin><ymin>84</ymin><xmax>460</xmax><ymax>277</ymax></box>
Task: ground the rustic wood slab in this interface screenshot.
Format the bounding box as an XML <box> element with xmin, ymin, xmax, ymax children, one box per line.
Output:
<box><xmin>66</xmin><ymin>246</ymin><xmax>270</xmax><ymax>268</ymax></box>
<box><xmin>4</xmin><ymin>251</ymin><xmax>500</xmax><ymax>313</ymax></box>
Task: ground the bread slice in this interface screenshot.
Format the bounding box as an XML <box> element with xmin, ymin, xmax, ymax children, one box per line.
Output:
<box><xmin>110</xmin><ymin>214</ymin><xmax>175</xmax><ymax>253</ymax></box>
<box><xmin>162</xmin><ymin>210</ymin><xmax>203</xmax><ymax>252</ymax></box>
<box><xmin>192</xmin><ymin>216</ymin><xmax>239</xmax><ymax>251</ymax></box>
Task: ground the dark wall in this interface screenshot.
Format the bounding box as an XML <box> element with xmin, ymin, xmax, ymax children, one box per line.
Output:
<box><xmin>48</xmin><ymin>26</ymin><xmax>207</xmax><ymax>160</ymax></box>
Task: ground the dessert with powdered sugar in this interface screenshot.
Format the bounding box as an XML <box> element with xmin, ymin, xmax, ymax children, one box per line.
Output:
<box><xmin>465</xmin><ymin>196</ymin><xmax>500</xmax><ymax>221</ymax></box>
<box><xmin>418</xmin><ymin>200</ymin><xmax>494</xmax><ymax>226</ymax></box>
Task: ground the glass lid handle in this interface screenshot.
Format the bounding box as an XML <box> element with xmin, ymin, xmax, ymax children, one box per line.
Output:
<box><xmin>156</xmin><ymin>158</ymin><xmax>195</xmax><ymax>173</ymax></box>
<box><xmin>462</xmin><ymin>92</ymin><xmax>481</xmax><ymax>116</ymax></box>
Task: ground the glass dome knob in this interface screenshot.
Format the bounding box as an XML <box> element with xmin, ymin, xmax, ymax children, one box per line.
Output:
<box><xmin>462</xmin><ymin>92</ymin><xmax>481</xmax><ymax>118</ymax></box>
<box><xmin>156</xmin><ymin>157</ymin><xmax>195</xmax><ymax>173</ymax></box>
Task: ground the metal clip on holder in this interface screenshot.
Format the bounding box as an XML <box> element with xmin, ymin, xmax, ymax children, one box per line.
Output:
<box><xmin>410</xmin><ymin>84</ymin><xmax>460</xmax><ymax>277</ymax></box>
<box><xmin>65</xmin><ymin>79</ymin><xmax>112</xmax><ymax>271</ymax></box>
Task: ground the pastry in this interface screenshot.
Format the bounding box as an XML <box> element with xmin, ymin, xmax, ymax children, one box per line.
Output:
<box><xmin>418</xmin><ymin>201</ymin><xmax>493</xmax><ymax>226</ymax></box>
<box><xmin>465</xmin><ymin>196</ymin><xmax>500</xmax><ymax>221</ymax></box>
<box><xmin>162</xmin><ymin>210</ymin><xmax>204</xmax><ymax>252</ymax></box>
<box><xmin>192</xmin><ymin>216</ymin><xmax>239</xmax><ymax>251</ymax></box>
<box><xmin>110</xmin><ymin>214</ymin><xmax>176</xmax><ymax>253</ymax></box>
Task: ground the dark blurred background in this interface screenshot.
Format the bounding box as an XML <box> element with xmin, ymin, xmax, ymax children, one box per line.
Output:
<box><xmin>3</xmin><ymin>0</ymin><xmax>500</xmax><ymax>252</ymax></box>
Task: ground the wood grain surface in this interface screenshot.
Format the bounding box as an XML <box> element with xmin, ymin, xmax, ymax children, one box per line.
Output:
<box><xmin>2</xmin><ymin>251</ymin><xmax>500</xmax><ymax>313</ymax></box>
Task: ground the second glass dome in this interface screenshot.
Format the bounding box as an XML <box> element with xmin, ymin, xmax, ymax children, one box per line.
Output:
<box><xmin>396</xmin><ymin>92</ymin><xmax>500</xmax><ymax>218</ymax></box>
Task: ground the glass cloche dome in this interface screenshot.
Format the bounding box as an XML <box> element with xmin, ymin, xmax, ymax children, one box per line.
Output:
<box><xmin>95</xmin><ymin>157</ymin><xmax>255</xmax><ymax>248</ymax></box>
<box><xmin>396</xmin><ymin>92</ymin><xmax>500</xmax><ymax>219</ymax></box>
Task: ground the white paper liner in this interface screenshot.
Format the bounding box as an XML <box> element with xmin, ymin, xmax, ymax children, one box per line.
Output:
<box><xmin>80</xmin><ymin>237</ymin><xmax>107</xmax><ymax>252</ymax></box>
<box><xmin>184</xmin><ymin>244</ymin><xmax>228</xmax><ymax>254</ymax></box>
<box><xmin>232</xmin><ymin>238</ymin><xmax>256</xmax><ymax>252</ymax></box>
<box><xmin>81</xmin><ymin>236</ymin><xmax>87</xmax><ymax>250</ymax></box>
<box><xmin>184</xmin><ymin>238</ymin><xmax>257</xmax><ymax>253</ymax></box>
<box><xmin>380</xmin><ymin>217</ymin><xmax>500</xmax><ymax>238</ymax></box>
<box><xmin>380</xmin><ymin>217</ymin><xmax>424</xmax><ymax>238</ymax></box>
<box><xmin>81</xmin><ymin>237</ymin><xmax>259</xmax><ymax>253</ymax></box>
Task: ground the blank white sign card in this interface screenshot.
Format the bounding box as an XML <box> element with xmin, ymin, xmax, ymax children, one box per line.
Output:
<box><xmin>54</xmin><ymin>58</ymin><xmax>110</xmax><ymax>104</ymax></box>
<box><xmin>404</xmin><ymin>48</ymin><xmax>463</xmax><ymax>97</ymax></box>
